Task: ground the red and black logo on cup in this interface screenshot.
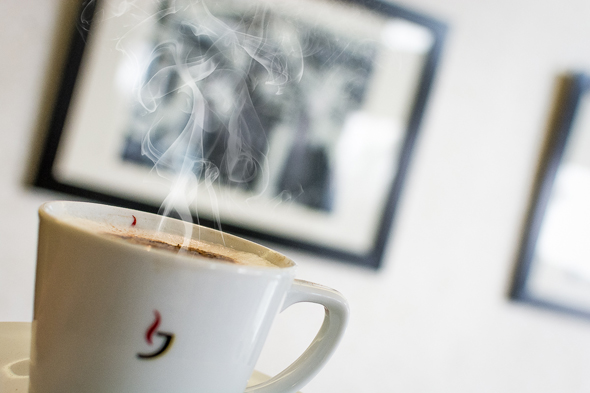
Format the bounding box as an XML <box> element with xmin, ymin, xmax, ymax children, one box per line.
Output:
<box><xmin>137</xmin><ymin>310</ymin><xmax>175</xmax><ymax>360</ymax></box>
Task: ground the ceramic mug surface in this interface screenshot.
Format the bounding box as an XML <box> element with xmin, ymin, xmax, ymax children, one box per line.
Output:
<box><xmin>30</xmin><ymin>201</ymin><xmax>348</xmax><ymax>393</ymax></box>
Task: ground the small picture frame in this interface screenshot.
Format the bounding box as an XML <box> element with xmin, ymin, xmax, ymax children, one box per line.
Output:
<box><xmin>35</xmin><ymin>0</ymin><xmax>446</xmax><ymax>268</ymax></box>
<box><xmin>511</xmin><ymin>73</ymin><xmax>590</xmax><ymax>318</ymax></box>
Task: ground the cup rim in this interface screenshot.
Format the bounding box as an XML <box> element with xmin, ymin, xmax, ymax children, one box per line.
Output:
<box><xmin>39</xmin><ymin>200</ymin><xmax>296</xmax><ymax>273</ymax></box>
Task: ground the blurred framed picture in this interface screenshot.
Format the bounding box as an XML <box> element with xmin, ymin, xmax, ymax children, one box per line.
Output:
<box><xmin>35</xmin><ymin>0</ymin><xmax>446</xmax><ymax>268</ymax></box>
<box><xmin>511</xmin><ymin>73</ymin><xmax>590</xmax><ymax>317</ymax></box>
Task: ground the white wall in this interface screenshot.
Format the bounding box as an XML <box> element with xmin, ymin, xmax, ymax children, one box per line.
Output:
<box><xmin>3</xmin><ymin>0</ymin><xmax>590</xmax><ymax>392</ymax></box>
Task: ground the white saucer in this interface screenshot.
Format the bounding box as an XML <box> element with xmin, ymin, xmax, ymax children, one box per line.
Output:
<box><xmin>0</xmin><ymin>322</ymin><xmax>300</xmax><ymax>392</ymax></box>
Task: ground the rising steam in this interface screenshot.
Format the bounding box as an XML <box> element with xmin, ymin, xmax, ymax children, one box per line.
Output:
<box><xmin>85</xmin><ymin>0</ymin><xmax>304</xmax><ymax>241</ymax></box>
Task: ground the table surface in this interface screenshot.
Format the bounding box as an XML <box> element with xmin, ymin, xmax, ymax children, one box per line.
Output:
<box><xmin>0</xmin><ymin>322</ymin><xmax>301</xmax><ymax>393</ymax></box>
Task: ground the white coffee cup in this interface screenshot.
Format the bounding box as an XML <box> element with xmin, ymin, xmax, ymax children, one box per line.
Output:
<box><xmin>30</xmin><ymin>201</ymin><xmax>348</xmax><ymax>393</ymax></box>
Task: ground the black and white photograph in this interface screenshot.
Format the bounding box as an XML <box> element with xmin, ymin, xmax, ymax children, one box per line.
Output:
<box><xmin>120</xmin><ymin>0</ymin><xmax>377</xmax><ymax>212</ymax></box>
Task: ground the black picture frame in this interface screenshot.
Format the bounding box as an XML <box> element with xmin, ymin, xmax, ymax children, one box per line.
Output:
<box><xmin>35</xmin><ymin>0</ymin><xmax>446</xmax><ymax>269</ymax></box>
<box><xmin>511</xmin><ymin>72</ymin><xmax>590</xmax><ymax>318</ymax></box>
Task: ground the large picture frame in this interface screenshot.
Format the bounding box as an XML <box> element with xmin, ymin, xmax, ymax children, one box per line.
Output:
<box><xmin>511</xmin><ymin>73</ymin><xmax>590</xmax><ymax>318</ymax></box>
<box><xmin>35</xmin><ymin>0</ymin><xmax>446</xmax><ymax>268</ymax></box>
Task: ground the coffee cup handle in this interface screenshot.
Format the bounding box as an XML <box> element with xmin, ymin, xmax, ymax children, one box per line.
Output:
<box><xmin>245</xmin><ymin>279</ymin><xmax>349</xmax><ymax>393</ymax></box>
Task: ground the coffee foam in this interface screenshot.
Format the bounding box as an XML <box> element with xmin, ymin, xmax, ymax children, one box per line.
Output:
<box><xmin>64</xmin><ymin>216</ymin><xmax>277</xmax><ymax>268</ymax></box>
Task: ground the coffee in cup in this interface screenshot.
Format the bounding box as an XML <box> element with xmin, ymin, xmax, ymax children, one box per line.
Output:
<box><xmin>63</xmin><ymin>214</ymin><xmax>279</xmax><ymax>268</ymax></box>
